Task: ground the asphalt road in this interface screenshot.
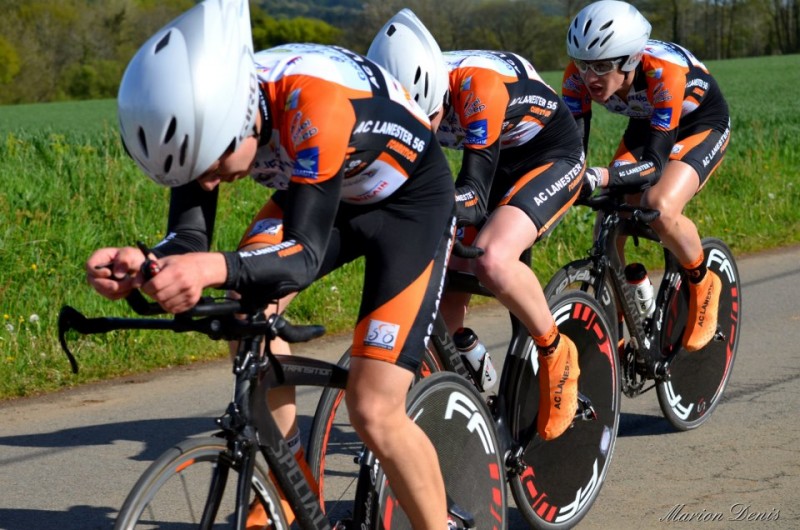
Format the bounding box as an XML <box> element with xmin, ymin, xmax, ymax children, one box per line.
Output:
<box><xmin>2</xmin><ymin>245</ymin><xmax>799</xmax><ymax>529</ymax></box>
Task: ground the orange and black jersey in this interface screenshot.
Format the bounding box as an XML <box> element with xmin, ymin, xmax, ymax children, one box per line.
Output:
<box><xmin>153</xmin><ymin>44</ymin><xmax>443</xmax><ymax>302</ymax></box>
<box><xmin>562</xmin><ymin>40</ymin><xmax>729</xmax><ymax>186</ymax></box>
<box><xmin>438</xmin><ymin>50</ymin><xmax>582</xmax><ymax>225</ymax></box>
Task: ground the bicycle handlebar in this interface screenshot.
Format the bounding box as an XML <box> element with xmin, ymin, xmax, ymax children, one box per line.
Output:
<box><xmin>578</xmin><ymin>191</ymin><xmax>661</xmax><ymax>225</ymax></box>
<box><xmin>452</xmin><ymin>239</ymin><xmax>485</xmax><ymax>259</ymax></box>
<box><xmin>58</xmin><ymin>292</ymin><xmax>326</xmax><ymax>374</ymax></box>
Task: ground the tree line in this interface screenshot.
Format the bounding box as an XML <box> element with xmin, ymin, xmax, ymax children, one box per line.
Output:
<box><xmin>0</xmin><ymin>0</ymin><xmax>797</xmax><ymax>105</ymax></box>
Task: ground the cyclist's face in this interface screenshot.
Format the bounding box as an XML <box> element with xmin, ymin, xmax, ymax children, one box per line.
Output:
<box><xmin>197</xmin><ymin>135</ymin><xmax>259</xmax><ymax>191</ymax></box>
<box><xmin>577</xmin><ymin>61</ymin><xmax>627</xmax><ymax>103</ymax></box>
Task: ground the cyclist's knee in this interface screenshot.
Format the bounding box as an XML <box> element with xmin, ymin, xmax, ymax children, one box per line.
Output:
<box><xmin>346</xmin><ymin>396</ymin><xmax>406</xmax><ymax>448</ymax></box>
<box><xmin>472</xmin><ymin>246</ymin><xmax>510</xmax><ymax>287</ymax></box>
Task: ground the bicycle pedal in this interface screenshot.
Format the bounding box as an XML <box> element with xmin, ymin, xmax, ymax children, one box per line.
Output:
<box><xmin>575</xmin><ymin>392</ymin><xmax>597</xmax><ymax>422</ymax></box>
<box><xmin>447</xmin><ymin>502</ymin><xmax>476</xmax><ymax>529</ymax></box>
<box><xmin>332</xmin><ymin>519</ymin><xmax>354</xmax><ymax>530</ymax></box>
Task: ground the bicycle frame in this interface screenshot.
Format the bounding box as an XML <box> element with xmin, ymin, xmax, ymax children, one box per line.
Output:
<box><xmin>581</xmin><ymin>194</ymin><xmax>674</xmax><ymax>384</ymax></box>
<box><xmin>58</xmin><ymin>296</ymin><xmax>346</xmax><ymax>530</ymax></box>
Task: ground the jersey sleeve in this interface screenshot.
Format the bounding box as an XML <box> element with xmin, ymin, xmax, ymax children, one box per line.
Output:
<box><xmin>284</xmin><ymin>79</ymin><xmax>356</xmax><ymax>185</ymax></box>
<box><xmin>152</xmin><ymin>181</ymin><xmax>219</xmax><ymax>257</ymax></box>
<box><xmin>221</xmin><ymin>80</ymin><xmax>355</xmax><ymax>302</ymax></box>
<box><xmin>451</xmin><ymin>67</ymin><xmax>508</xmax><ymax>150</ymax></box>
<box><xmin>451</xmin><ymin>67</ymin><xmax>508</xmax><ymax>224</ymax></box>
<box><xmin>561</xmin><ymin>63</ymin><xmax>593</xmax><ymax>152</ymax></box>
<box><xmin>607</xmin><ymin>59</ymin><xmax>684</xmax><ymax>187</ymax></box>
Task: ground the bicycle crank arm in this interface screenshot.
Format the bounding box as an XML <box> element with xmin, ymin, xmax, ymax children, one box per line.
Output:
<box><xmin>575</xmin><ymin>391</ymin><xmax>597</xmax><ymax>422</ymax></box>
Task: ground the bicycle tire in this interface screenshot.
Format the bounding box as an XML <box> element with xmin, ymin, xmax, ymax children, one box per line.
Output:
<box><xmin>544</xmin><ymin>258</ymin><xmax>619</xmax><ymax>338</ymax></box>
<box><xmin>655</xmin><ymin>237</ymin><xmax>741</xmax><ymax>430</ymax></box>
<box><xmin>305</xmin><ymin>346</ymin><xmax>442</xmax><ymax>522</ymax></box>
<box><xmin>114</xmin><ymin>436</ymin><xmax>288</xmax><ymax>530</ymax></box>
<box><xmin>506</xmin><ymin>290</ymin><xmax>620</xmax><ymax>529</ymax></box>
<box><xmin>365</xmin><ymin>372</ymin><xmax>507</xmax><ymax>530</ymax></box>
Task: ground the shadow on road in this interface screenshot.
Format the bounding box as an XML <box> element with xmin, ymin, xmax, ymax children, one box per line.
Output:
<box><xmin>0</xmin><ymin>505</ymin><xmax>116</xmax><ymax>530</ymax></box>
<box><xmin>0</xmin><ymin>415</ymin><xmax>315</xmax><ymax>463</ymax></box>
<box><xmin>617</xmin><ymin>412</ymin><xmax>674</xmax><ymax>437</ymax></box>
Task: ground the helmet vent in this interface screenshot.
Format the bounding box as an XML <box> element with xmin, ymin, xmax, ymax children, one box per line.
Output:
<box><xmin>387</xmin><ymin>24</ymin><xmax>397</xmax><ymax>37</ymax></box>
<box><xmin>164</xmin><ymin>155</ymin><xmax>173</xmax><ymax>174</ymax></box>
<box><xmin>137</xmin><ymin>127</ymin><xmax>149</xmax><ymax>157</ymax></box>
<box><xmin>179</xmin><ymin>135</ymin><xmax>188</xmax><ymax>166</ymax></box>
<box><xmin>155</xmin><ymin>31</ymin><xmax>171</xmax><ymax>54</ymax></box>
<box><xmin>414</xmin><ymin>66</ymin><xmax>422</xmax><ymax>84</ymax></box>
<box><xmin>164</xmin><ymin>117</ymin><xmax>177</xmax><ymax>144</ymax></box>
<box><xmin>600</xmin><ymin>33</ymin><xmax>614</xmax><ymax>47</ymax></box>
<box><xmin>423</xmin><ymin>73</ymin><xmax>429</xmax><ymax>97</ymax></box>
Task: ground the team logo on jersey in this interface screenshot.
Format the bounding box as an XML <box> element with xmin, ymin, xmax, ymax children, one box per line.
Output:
<box><xmin>465</xmin><ymin>119</ymin><xmax>488</xmax><ymax>145</ymax></box>
<box><xmin>285</xmin><ymin>89</ymin><xmax>301</xmax><ymax>111</ymax></box>
<box><xmin>249</xmin><ymin>217</ymin><xmax>283</xmax><ymax>238</ymax></box>
<box><xmin>652</xmin><ymin>108</ymin><xmax>673</xmax><ymax>129</ymax></box>
<box><xmin>293</xmin><ymin>146</ymin><xmax>320</xmax><ymax>179</ymax></box>
<box><xmin>646</xmin><ymin>68</ymin><xmax>663</xmax><ymax>79</ymax></box>
<box><xmin>463</xmin><ymin>93</ymin><xmax>486</xmax><ymax>118</ymax></box>
<box><xmin>365</xmin><ymin>319</ymin><xmax>400</xmax><ymax>350</ymax></box>
<box><xmin>460</xmin><ymin>76</ymin><xmax>473</xmax><ymax>92</ymax></box>
<box><xmin>563</xmin><ymin>95</ymin><xmax>583</xmax><ymax>115</ymax></box>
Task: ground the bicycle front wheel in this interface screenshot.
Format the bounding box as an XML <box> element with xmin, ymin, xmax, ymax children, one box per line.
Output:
<box><xmin>306</xmin><ymin>346</ymin><xmax>442</xmax><ymax>523</ymax></box>
<box><xmin>507</xmin><ymin>290</ymin><xmax>620</xmax><ymax>529</ymax></box>
<box><xmin>656</xmin><ymin>237</ymin><xmax>742</xmax><ymax>430</ymax></box>
<box><xmin>114</xmin><ymin>436</ymin><xmax>287</xmax><ymax>530</ymax></box>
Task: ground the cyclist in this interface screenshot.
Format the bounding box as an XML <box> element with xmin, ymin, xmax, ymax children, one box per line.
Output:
<box><xmin>368</xmin><ymin>9</ymin><xmax>585</xmax><ymax>441</ymax></box>
<box><xmin>563</xmin><ymin>0</ymin><xmax>730</xmax><ymax>352</ymax></box>
<box><xmin>85</xmin><ymin>1</ymin><xmax>456</xmax><ymax>527</ymax></box>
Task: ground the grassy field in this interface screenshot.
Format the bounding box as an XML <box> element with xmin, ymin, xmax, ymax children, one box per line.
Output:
<box><xmin>1</xmin><ymin>55</ymin><xmax>798</xmax><ymax>400</ymax></box>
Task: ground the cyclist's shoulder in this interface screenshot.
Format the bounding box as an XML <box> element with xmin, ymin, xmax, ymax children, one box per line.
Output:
<box><xmin>254</xmin><ymin>44</ymin><xmax>371</xmax><ymax>92</ymax></box>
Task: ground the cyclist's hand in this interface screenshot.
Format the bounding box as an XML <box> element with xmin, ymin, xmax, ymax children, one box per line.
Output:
<box><xmin>140</xmin><ymin>253</ymin><xmax>227</xmax><ymax>314</ymax></box>
<box><xmin>86</xmin><ymin>247</ymin><xmax>147</xmax><ymax>300</ymax></box>
<box><xmin>586</xmin><ymin>167</ymin><xmax>606</xmax><ymax>190</ymax></box>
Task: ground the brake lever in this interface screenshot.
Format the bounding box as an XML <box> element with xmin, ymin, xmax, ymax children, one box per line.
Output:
<box><xmin>57</xmin><ymin>306</ymin><xmax>84</xmax><ymax>374</ymax></box>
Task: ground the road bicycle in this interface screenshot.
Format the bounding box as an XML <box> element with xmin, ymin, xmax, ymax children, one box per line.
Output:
<box><xmin>57</xmin><ymin>289</ymin><xmax>505</xmax><ymax>529</ymax></box>
<box><xmin>544</xmin><ymin>185</ymin><xmax>741</xmax><ymax>431</ymax></box>
<box><xmin>308</xmin><ymin>246</ymin><xmax>619</xmax><ymax>529</ymax></box>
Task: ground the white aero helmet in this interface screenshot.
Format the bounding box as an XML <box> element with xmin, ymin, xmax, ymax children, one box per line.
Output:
<box><xmin>118</xmin><ymin>0</ymin><xmax>258</xmax><ymax>187</ymax></box>
<box><xmin>367</xmin><ymin>8</ymin><xmax>449</xmax><ymax>117</ymax></box>
<box><xmin>567</xmin><ymin>0</ymin><xmax>652</xmax><ymax>72</ymax></box>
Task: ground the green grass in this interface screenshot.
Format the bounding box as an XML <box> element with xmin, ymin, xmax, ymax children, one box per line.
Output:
<box><xmin>1</xmin><ymin>55</ymin><xmax>799</xmax><ymax>400</ymax></box>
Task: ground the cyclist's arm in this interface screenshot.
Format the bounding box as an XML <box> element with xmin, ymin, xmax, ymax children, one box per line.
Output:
<box><xmin>454</xmin><ymin>141</ymin><xmax>500</xmax><ymax>226</ymax></box>
<box><xmin>605</xmin><ymin>124</ymin><xmax>678</xmax><ymax>188</ymax></box>
<box><xmin>574</xmin><ymin>113</ymin><xmax>592</xmax><ymax>155</ymax></box>
<box><xmin>221</xmin><ymin>171</ymin><xmax>342</xmax><ymax>301</ymax></box>
<box><xmin>151</xmin><ymin>181</ymin><xmax>219</xmax><ymax>257</ymax></box>
<box><xmin>561</xmin><ymin>63</ymin><xmax>593</xmax><ymax>154</ymax></box>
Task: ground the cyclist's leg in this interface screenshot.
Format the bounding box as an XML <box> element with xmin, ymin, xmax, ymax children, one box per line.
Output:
<box><xmin>347</xmin><ymin>358</ymin><xmax>447</xmax><ymax>528</ymax></box>
<box><xmin>342</xmin><ymin>150</ymin><xmax>455</xmax><ymax>527</ymax></box>
<box><xmin>473</xmin><ymin>206</ymin><xmax>579</xmax><ymax>440</ymax></box>
<box><xmin>476</xmin><ymin>155</ymin><xmax>583</xmax><ymax>440</ymax></box>
<box><xmin>439</xmin><ymin>225</ymin><xmax>477</xmax><ymax>335</ymax></box>
<box><xmin>643</xmin><ymin>121</ymin><xmax>730</xmax><ymax>351</ymax></box>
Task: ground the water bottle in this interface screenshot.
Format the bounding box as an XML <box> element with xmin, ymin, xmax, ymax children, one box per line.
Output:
<box><xmin>624</xmin><ymin>262</ymin><xmax>655</xmax><ymax>318</ymax></box>
<box><xmin>453</xmin><ymin>327</ymin><xmax>498</xmax><ymax>391</ymax></box>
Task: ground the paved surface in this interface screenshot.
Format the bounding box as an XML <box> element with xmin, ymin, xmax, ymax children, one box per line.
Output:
<box><xmin>1</xmin><ymin>245</ymin><xmax>799</xmax><ymax>529</ymax></box>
